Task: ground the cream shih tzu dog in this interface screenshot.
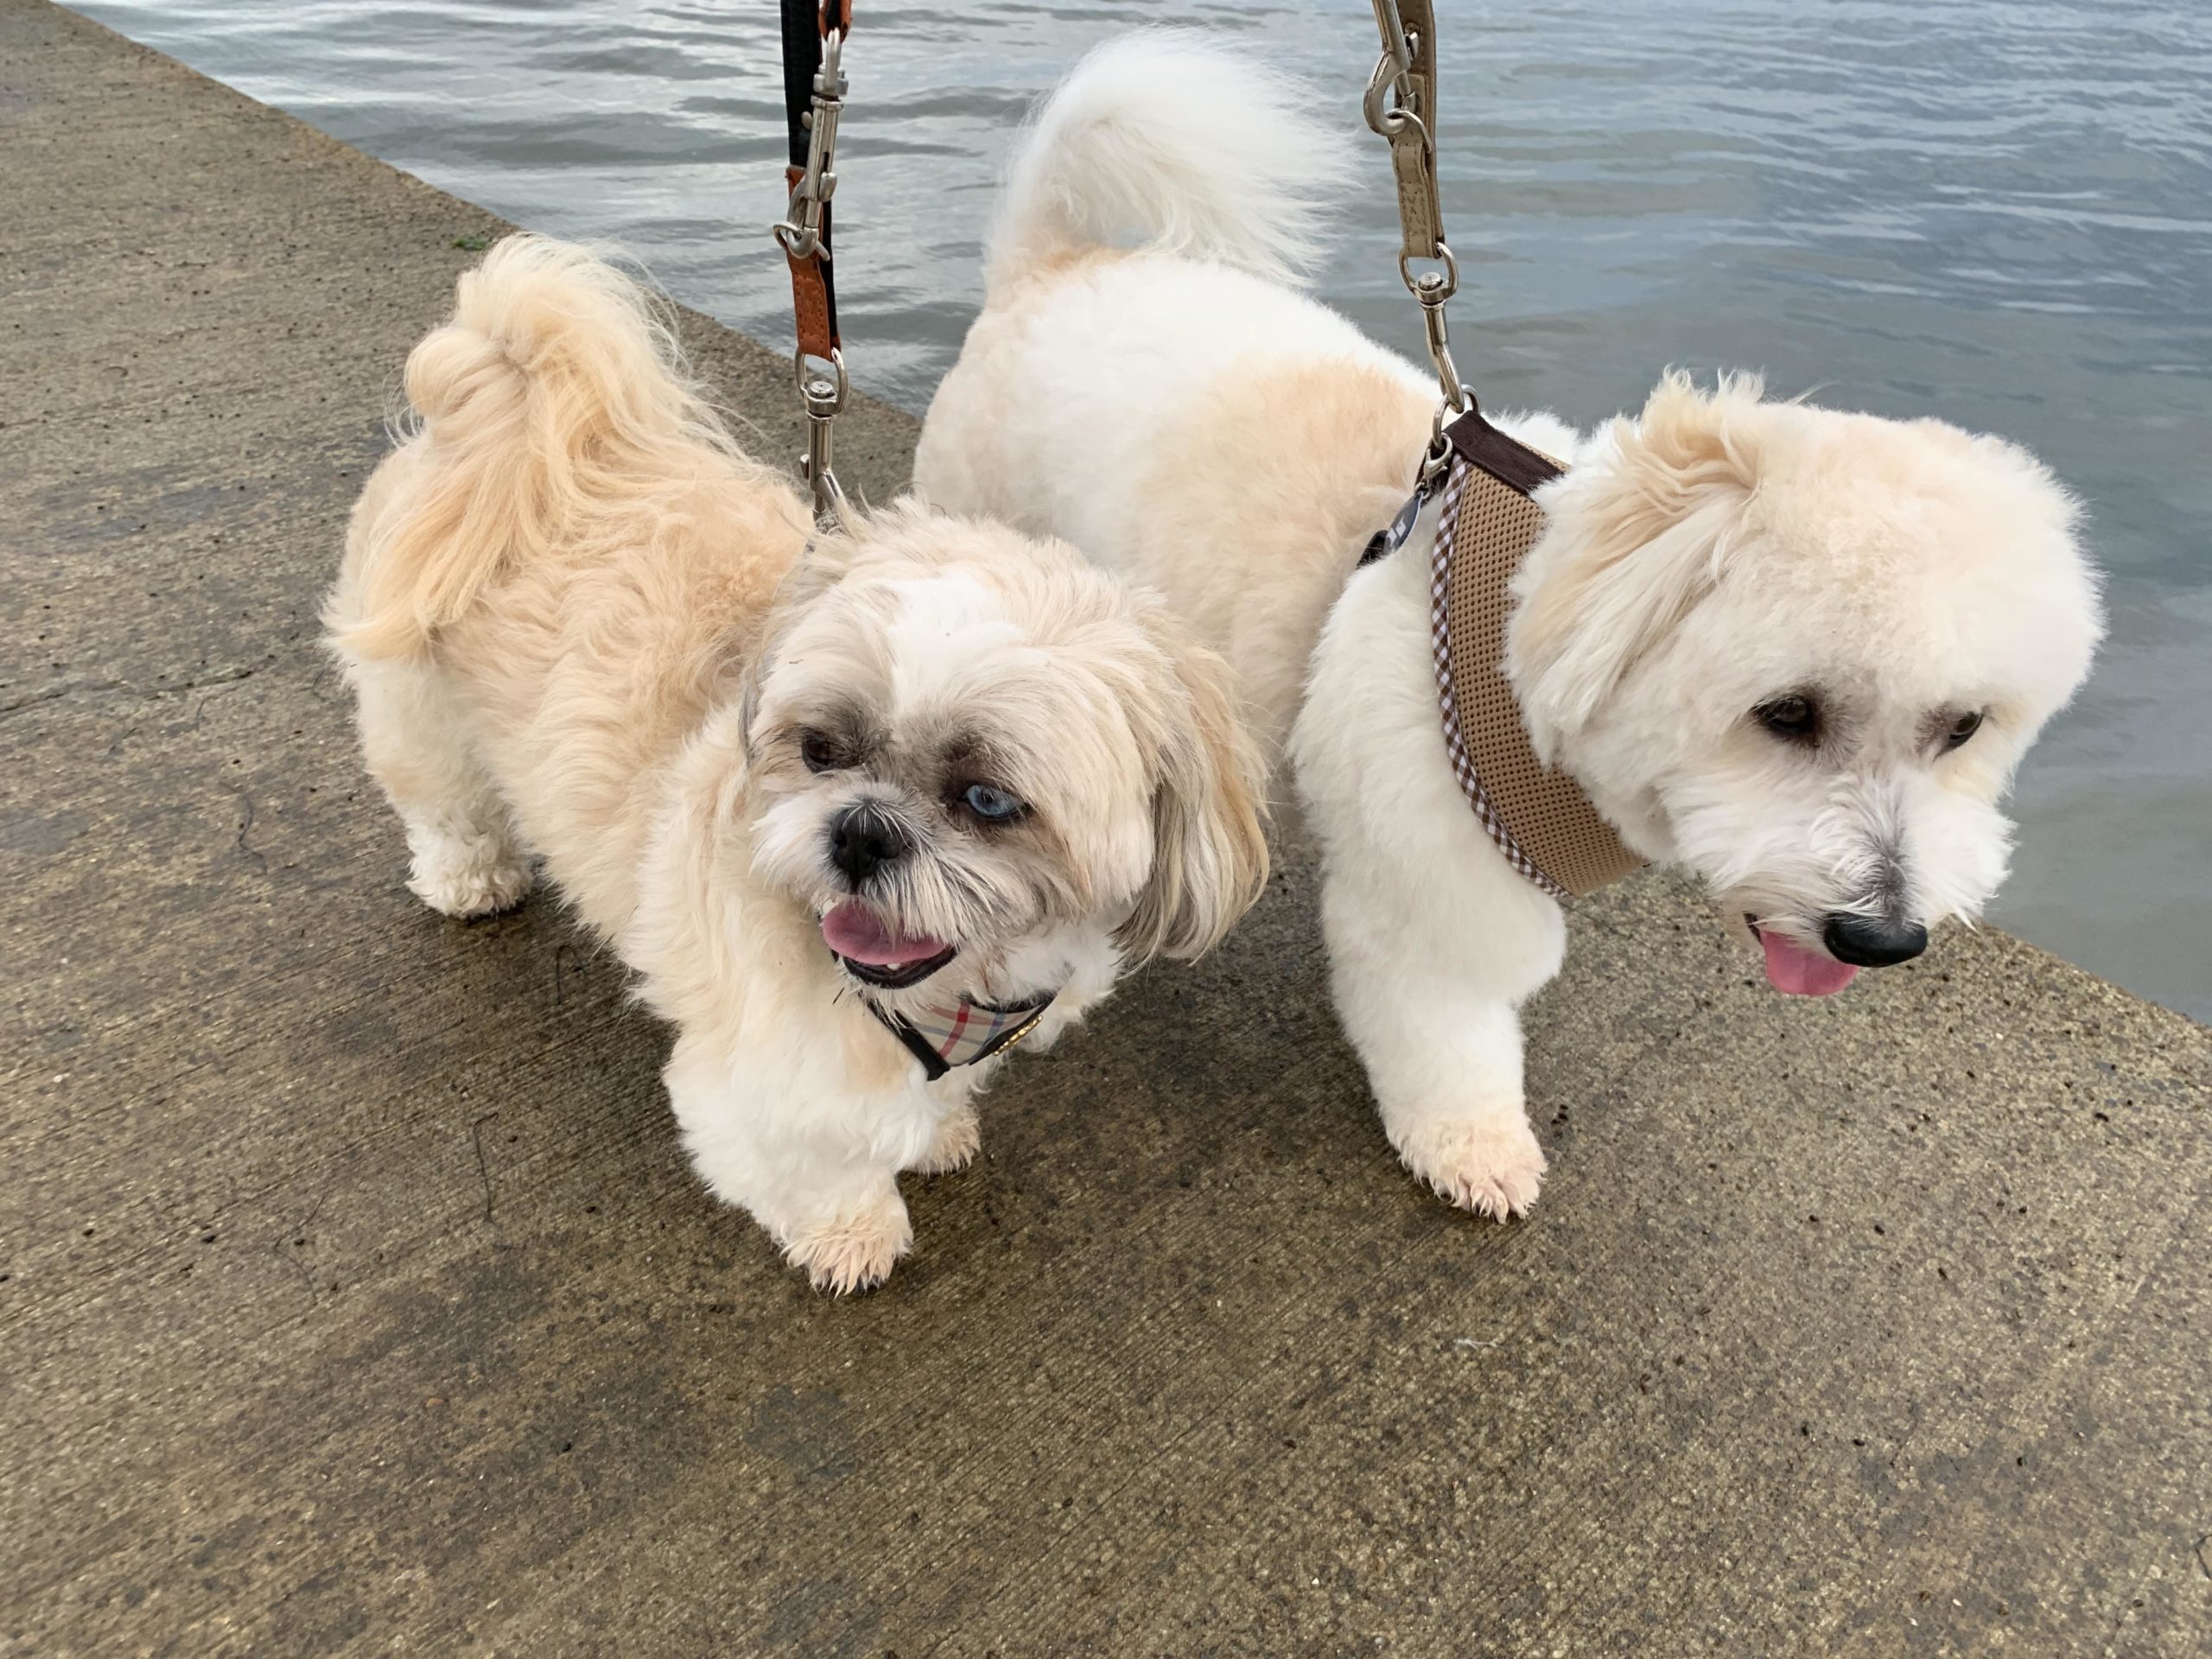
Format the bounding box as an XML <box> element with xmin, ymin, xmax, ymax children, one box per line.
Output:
<box><xmin>916</xmin><ymin>35</ymin><xmax>2103</xmax><ymax>1218</ymax></box>
<box><xmin>327</xmin><ymin>237</ymin><xmax>1267</xmax><ymax>1291</ymax></box>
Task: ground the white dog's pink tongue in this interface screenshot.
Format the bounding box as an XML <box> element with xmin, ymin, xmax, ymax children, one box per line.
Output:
<box><xmin>1759</xmin><ymin>929</ymin><xmax>1860</xmax><ymax>997</ymax></box>
<box><xmin>822</xmin><ymin>900</ymin><xmax>947</xmax><ymax>967</ymax></box>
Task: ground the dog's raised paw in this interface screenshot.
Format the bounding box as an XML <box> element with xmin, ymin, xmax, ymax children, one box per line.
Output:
<box><xmin>785</xmin><ymin>1192</ymin><xmax>914</xmax><ymax>1294</ymax></box>
<box><xmin>908</xmin><ymin>1105</ymin><xmax>980</xmax><ymax>1176</ymax></box>
<box><xmin>1394</xmin><ymin>1115</ymin><xmax>1547</xmax><ymax>1221</ymax></box>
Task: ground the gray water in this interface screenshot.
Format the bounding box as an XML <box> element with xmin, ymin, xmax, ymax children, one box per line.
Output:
<box><xmin>71</xmin><ymin>0</ymin><xmax>2212</xmax><ymax>1021</ymax></box>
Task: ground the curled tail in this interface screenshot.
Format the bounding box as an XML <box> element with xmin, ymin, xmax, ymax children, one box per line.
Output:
<box><xmin>988</xmin><ymin>30</ymin><xmax>1351</xmax><ymax>296</ymax></box>
<box><xmin>333</xmin><ymin>235</ymin><xmax>734</xmax><ymax>659</ymax></box>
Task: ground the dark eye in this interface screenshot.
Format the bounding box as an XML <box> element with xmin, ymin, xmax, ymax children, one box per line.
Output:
<box><xmin>1753</xmin><ymin>694</ymin><xmax>1821</xmax><ymax>745</ymax></box>
<box><xmin>1943</xmin><ymin>709</ymin><xmax>1984</xmax><ymax>751</ymax></box>
<box><xmin>799</xmin><ymin>732</ymin><xmax>842</xmax><ymax>773</ymax></box>
<box><xmin>959</xmin><ymin>782</ymin><xmax>1026</xmax><ymax>823</ymax></box>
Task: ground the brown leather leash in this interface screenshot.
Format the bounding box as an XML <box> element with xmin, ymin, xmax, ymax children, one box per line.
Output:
<box><xmin>773</xmin><ymin>0</ymin><xmax>855</xmax><ymax>523</ymax></box>
<box><xmin>1360</xmin><ymin>0</ymin><xmax>1645</xmax><ymax>899</ymax></box>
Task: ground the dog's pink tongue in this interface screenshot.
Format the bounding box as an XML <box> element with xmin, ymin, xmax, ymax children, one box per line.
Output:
<box><xmin>821</xmin><ymin>900</ymin><xmax>946</xmax><ymax>967</ymax></box>
<box><xmin>1759</xmin><ymin>929</ymin><xmax>1860</xmax><ymax>997</ymax></box>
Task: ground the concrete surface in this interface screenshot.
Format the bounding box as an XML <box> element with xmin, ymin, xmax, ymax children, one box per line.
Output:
<box><xmin>4</xmin><ymin>3</ymin><xmax>2209</xmax><ymax>1654</ymax></box>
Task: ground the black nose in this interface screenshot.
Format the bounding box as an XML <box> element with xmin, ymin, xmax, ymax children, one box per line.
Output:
<box><xmin>1821</xmin><ymin>912</ymin><xmax>1929</xmax><ymax>968</ymax></box>
<box><xmin>828</xmin><ymin>804</ymin><xmax>906</xmax><ymax>887</ymax></box>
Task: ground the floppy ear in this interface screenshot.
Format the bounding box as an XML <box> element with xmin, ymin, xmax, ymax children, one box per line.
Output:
<box><xmin>1115</xmin><ymin>608</ymin><xmax>1272</xmax><ymax>963</ymax></box>
<box><xmin>735</xmin><ymin>505</ymin><xmax>887</xmax><ymax>760</ymax></box>
<box><xmin>733</xmin><ymin>636</ymin><xmax>774</xmax><ymax>764</ymax></box>
<box><xmin>1506</xmin><ymin>371</ymin><xmax>1765</xmax><ymax>762</ymax></box>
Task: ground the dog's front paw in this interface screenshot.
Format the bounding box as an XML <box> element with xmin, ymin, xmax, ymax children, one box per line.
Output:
<box><xmin>1392</xmin><ymin>1112</ymin><xmax>1547</xmax><ymax>1220</ymax></box>
<box><xmin>406</xmin><ymin>833</ymin><xmax>533</xmax><ymax>918</ymax></box>
<box><xmin>907</xmin><ymin>1105</ymin><xmax>979</xmax><ymax>1176</ymax></box>
<box><xmin>783</xmin><ymin>1190</ymin><xmax>914</xmax><ymax>1294</ymax></box>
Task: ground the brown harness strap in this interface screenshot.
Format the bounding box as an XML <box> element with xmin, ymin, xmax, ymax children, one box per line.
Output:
<box><xmin>1430</xmin><ymin>410</ymin><xmax>1646</xmax><ymax>899</ymax></box>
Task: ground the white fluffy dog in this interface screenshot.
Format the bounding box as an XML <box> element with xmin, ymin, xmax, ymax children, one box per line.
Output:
<box><xmin>916</xmin><ymin>35</ymin><xmax>2103</xmax><ymax>1217</ymax></box>
<box><xmin>327</xmin><ymin>237</ymin><xmax>1267</xmax><ymax>1291</ymax></box>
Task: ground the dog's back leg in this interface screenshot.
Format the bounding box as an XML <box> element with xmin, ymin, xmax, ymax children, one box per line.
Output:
<box><xmin>345</xmin><ymin>653</ymin><xmax>532</xmax><ymax>918</ymax></box>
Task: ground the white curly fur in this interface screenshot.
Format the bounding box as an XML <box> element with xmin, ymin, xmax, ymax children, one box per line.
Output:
<box><xmin>917</xmin><ymin>36</ymin><xmax>2104</xmax><ymax>1217</ymax></box>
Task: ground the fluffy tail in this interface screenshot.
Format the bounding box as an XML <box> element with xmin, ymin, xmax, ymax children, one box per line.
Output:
<box><xmin>334</xmin><ymin>235</ymin><xmax>734</xmax><ymax>659</ymax></box>
<box><xmin>988</xmin><ymin>30</ymin><xmax>1351</xmax><ymax>294</ymax></box>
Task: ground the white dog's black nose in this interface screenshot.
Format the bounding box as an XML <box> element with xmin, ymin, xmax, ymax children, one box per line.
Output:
<box><xmin>829</xmin><ymin>804</ymin><xmax>907</xmax><ymax>887</ymax></box>
<box><xmin>1822</xmin><ymin>912</ymin><xmax>1929</xmax><ymax>968</ymax></box>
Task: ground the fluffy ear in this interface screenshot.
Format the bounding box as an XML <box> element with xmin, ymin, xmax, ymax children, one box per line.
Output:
<box><xmin>1506</xmin><ymin>371</ymin><xmax>1765</xmax><ymax>760</ymax></box>
<box><xmin>734</xmin><ymin>497</ymin><xmax>893</xmax><ymax>757</ymax></box>
<box><xmin>779</xmin><ymin>505</ymin><xmax>877</xmax><ymax>597</ymax></box>
<box><xmin>734</xmin><ymin>634</ymin><xmax>774</xmax><ymax>763</ymax></box>
<box><xmin>1115</xmin><ymin>607</ymin><xmax>1271</xmax><ymax>963</ymax></box>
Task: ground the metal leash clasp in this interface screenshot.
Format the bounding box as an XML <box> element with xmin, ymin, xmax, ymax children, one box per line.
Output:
<box><xmin>1363</xmin><ymin>0</ymin><xmax>1419</xmax><ymax>142</ymax></box>
<box><xmin>797</xmin><ymin>345</ymin><xmax>849</xmax><ymax>524</ymax></box>
<box><xmin>1367</xmin><ymin>0</ymin><xmax>1467</xmax><ymax>482</ymax></box>
<box><xmin>772</xmin><ymin>26</ymin><xmax>846</xmax><ymax>262</ymax></box>
<box><xmin>774</xmin><ymin>19</ymin><xmax>851</xmax><ymax>525</ymax></box>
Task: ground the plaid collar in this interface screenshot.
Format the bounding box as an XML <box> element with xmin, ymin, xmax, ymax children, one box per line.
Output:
<box><xmin>866</xmin><ymin>987</ymin><xmax>1054</xmax><ymax>1083</ymax></box>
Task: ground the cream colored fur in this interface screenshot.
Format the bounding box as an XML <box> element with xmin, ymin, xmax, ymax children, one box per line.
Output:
<box><xmin>916</xmin><ymin>35</ymin><xmax>2103</xmax><ymax>1218</ymax></box>
<box><xmin>327</xmin><ymin>236</ymin><xmax>1267</xmax><ymax>1291</ymax></box>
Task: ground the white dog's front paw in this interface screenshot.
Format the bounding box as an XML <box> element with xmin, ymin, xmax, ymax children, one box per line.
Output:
<box><xmin>405</xmin><ymin>831</ymin><xmax>532</xmax><ymax>918</ymax></box>
<box><xmin>1391</xmin><ymin>1111</ymin><xmax>1547</xmax><ymax>1220</ymax></box>
<box><xmin>907</xmin><ymin>1105</ymin><xmax>979</xmax><ymax>1175</ymax></box>
<box><xmin>783</xmin><ymin>1190</ymin><xmax>914</xmax><ymax>1294</ymax></box>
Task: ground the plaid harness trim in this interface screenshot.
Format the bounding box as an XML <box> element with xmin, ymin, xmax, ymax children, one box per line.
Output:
<box><xmin>869</xmin><ymin>991</ymin><xmax>1053</xmax><ymax>1083</ymax></box>
<box><xmin>1425</xmin><ymin>458</ymin><xmax>1571</xmax><ymax>899</ymax></box>
<box><xmin>1360</xmin><ymin>414</ymin><xmax>1643</xmax><ymax>899</ymax></box>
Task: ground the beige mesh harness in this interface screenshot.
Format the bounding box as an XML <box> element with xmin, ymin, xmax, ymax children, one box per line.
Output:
<box><xmin>1374</xmin><ymin>410</ymin><xmax>1646</xmax><ymax>900</ymax></box>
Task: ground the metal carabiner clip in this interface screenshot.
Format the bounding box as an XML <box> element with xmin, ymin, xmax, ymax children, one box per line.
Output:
<box><xmin>772</xmin><ymin>27</ymin><xmax>847</xmax><ymax>261</ymax></box>
<box><xmin>1365</xmin><ymin>0</ymin><xmax>1415</xmax><ymax>127</ymax></box>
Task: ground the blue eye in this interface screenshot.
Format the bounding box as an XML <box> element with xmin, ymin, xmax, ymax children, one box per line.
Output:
<box><xmin>961</xmin><ymin>783</ymin><xmax>1024</xmax><ymax>822</ymax></box>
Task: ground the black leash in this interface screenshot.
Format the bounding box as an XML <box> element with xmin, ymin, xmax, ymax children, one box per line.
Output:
<box><xmin>778</xmin><ymin>0</ymin><xmax>839</xmax><ymax>355</ymax></box>
<box><xmin>772</xmin><ymin>0</ymin><xmax>854</xmax><ymax>522</ymax></box>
